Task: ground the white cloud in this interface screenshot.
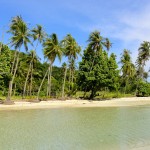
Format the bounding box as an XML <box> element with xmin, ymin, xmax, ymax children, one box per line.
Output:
<box><xmin>1</xmin><ymin>0</ymin><xmax>150</xmax><ymax>70</ymax></box>
<box><xmin>71</xmin><ymin>1</ymin><xmax>150</xmax><ymax>73</ymax></box>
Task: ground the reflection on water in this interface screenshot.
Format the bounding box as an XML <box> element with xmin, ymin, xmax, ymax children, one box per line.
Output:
<box><xmin>0</xmin><ymin>106</ymin><xmax>150</xmax><ymax>150</ymax></box>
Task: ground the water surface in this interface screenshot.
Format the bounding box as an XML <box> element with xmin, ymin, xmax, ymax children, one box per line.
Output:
<box><xmin>0</xmin><ymin>106</ymin><xmax>150</xmax><ymax>150</ymax></box>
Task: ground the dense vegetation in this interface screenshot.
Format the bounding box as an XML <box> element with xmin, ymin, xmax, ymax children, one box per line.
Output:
<box><xmin>0</xmin><ymin>16</ymin><xmax>150</xmax><ymax>102</ymax></box>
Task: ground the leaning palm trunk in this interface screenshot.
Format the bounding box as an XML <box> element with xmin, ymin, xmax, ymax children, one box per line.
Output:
<box><xmin>29</xmin><ymin>63</ymin><xmax>33</xmax><ymax>97</ymax></box>
<box><xmin>13</xmin><ymin>83</ymin><xmax>16</xmax><ymax>96</ymax></box>
<box><xmin>142</xmin><ymin>63</ymin><xmax>145</xmax><ymax>79</ymax></box>
<box><xmin>7</xmin><ymin>51</ymin><xmax>20</xmax><ymax>101</ymax></box>
<box><xmin>68</xmin><ymin>67</ymin><xmax>71</xmax><ymax>91</ymax></box>
<box><xmin>11</xmin><ymin>50</ymin><xmax>18</xmax><ymax>74</ymax></box>
<box><xmin>62</xmin><ymin>67</ymin><xmax>67</xmax><ymax>99</ymax></box>
<box><xmin>71</xmin><ymin>70</ymin><xmax>74</xmax><ymax>89</ymax></box>
<box><xmin>37</xmin><ymin>69</ymin><xmax>48</xmax><ymax>100</ymax></box>
<box><xmin>49</xmin><ymin>63</ymin><xmax>53</xmax><ymax>98</ymax></box>
<box><xmin>124</xmin><ymin>78</ymin><xmax>129</xmax><ymax>94</ymax></box>
<box><xmin>22</xmin><ymin>61</ymin><xmax>32</xmax><ymax>99</ymax></box>
<box><xmin>135</xmin><ymin>64</ymin><xmax>144</xmax><ymax>96</ymax></box>
<box><xmin>0</xmin><ymin>43</ymin><xmax>2</xmax><ymax>55</ymax></box>
<box><xmin>47</xmin><ymin>66</ymin><xmax>50</xmax><ymax>98</ymax></box>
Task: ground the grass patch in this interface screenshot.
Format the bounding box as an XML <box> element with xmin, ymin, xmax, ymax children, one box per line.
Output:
<box><xmin>75</xmin><ymin>91</ymin><xmax>135</xmax><ymax>100</ymax></box>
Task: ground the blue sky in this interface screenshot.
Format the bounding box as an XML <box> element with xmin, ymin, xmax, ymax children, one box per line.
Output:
<box><xmin>0</xmin><ymin>0</ymin><xmax>150</xmax><ymax>70</ymax></box>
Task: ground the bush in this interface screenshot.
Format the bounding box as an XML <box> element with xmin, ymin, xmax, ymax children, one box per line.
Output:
<box><xmin>137</xmin><ymin>82</ymin><xmax>150</xmax><ymax>96</ymax></box>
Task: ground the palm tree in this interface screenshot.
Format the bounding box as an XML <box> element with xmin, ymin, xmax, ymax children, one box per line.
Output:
<box><xmin>87</xmin><ymin>31</ymin><xmax>112</xmax><ymax>98</ymax></box>
<box><xmin>135</xmin><ymin>41</ymin><xmax>150</xmax><ymax>95</ymax></box>
<box><xmin>42</xmin><ymin>33</ymin><xmax>62</xmax><ymax>98</ymax></box>
<box><xmin>22</xmin><ymin>25</ymin><xmax>45</xmax><ymax>98</ymax></box>
<box><xmin>37</xmin><ymin>69</ymin><xmax>48</xmax><ymax>100</ymax></box>
<box><xmin>138</xmin><ymin>41</ymin><xmax>150</xmax><ymax>78</ymax></box>
<box><xmin>61</xmin><ymin>62</ymin><xmax>67</xmax><ymax>99</ymax></box>
<box><xmin>29</xmin><ymin>51</ymin><xmax>40</xmax><ymax>97</ymax></box>
<box><xmin>23</xmin><ymin>50</ymin><xmax>39</xmax><ymax>98</ymax></box>
<box><xmin>69</xmin><ymin>58</ymin><xmax>76</xmax><ymax>89</ymax></box>
<box><xmin>104</xmin><ymin>38</ymin><xmax>112</xmax><ymax>51</ymax></box>
<box><xmin>61</xmin><ymin>34</ymin><xmax>81</xmax><ymax>92</ymax></box>
<box><xmin>88</xmin><ymin>31</ymin><xmax>111</xmax><ymax>52</ymax></box>
<box><xmin>31</xmin><ymin>24</ymin><xmax>46</xmax><ymax>50</ymax></box>
<box><xmin>120</xmin><ymin>49</ymin><xmax>136</xmax><ymax>93</ymax></box>
<box><xmin>88</xmin><ymin>31</ymin><xmax>111</xmax><ymax>71</ymax></box>
<box><xmin>23</xmin><ymin>25</ymin><xmax>45</xmax><ymax>100</ymax></box>
<box><xmin>6</xmin><ymin>16</ymin><xmax>31</xmax><ymax>102</ymax></box>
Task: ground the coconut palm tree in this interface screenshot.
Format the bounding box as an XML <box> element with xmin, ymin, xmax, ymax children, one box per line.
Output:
<box><xmin>37</xmin><ymin>69</ymin><xmax>48</xmax><ymax>100</ymax></box>
<box><xmin>87</xmin><ymin>31</ymin><xmax>111</xmax><ymax>71</ymax></box>
<box><xmin>120</xmin><ymin>49</ymin><xmax>136</xmax><ymax>93</ymax></box>
<box><xmin>42</xmin><ymin>33</ymin><xmax>62</xmax><ymax>98</ymax></box>
<box><xmin>138</xmin><ymin>41</ymin><xmax>150</xmax><ymax>78</ymax></box>
<box><xmin>135</xmin><ymin>41</ymin><xmax>150</xmax><ymax>95</ymax></box>
<box><xmin>61</xmin><ymin>62</ymin><xmax>67</xmax><ymax>98</ymax></box>
<box><xmin>88</xmin><ymin>31</ymin><xmax>111</xmax><ymax>52</ymax></box>
<box><xmin>22</xmin><ymin>25</ymin><xmax>45</xmax><ymax>99</ymax></box>
<box><xmin>23</xmin><ymin>50</ymin><xmax>39</xmax><ymax>98</ymax></box>
<box><xmin>69</xmin><ymin>58</ymin><xmax>76</xmax><ymax>89</ymax></box>
<box><xmin>61</xmin><ymin>34</ymin><xmax>81</xmax><ymax>92</ymax></box>
<box><xmin>6</xmin><ymin>16</ymin><xmax>31</xmax><ymax>102</ymax></box>
<box><xmin>31</xmin><ymin>24</ymin><xmax>46</xmax><ymax>50</ymax></box>
<box><xmin>29</xmin><ymin>51</ymin><xmax>40</xmax><ymax>97</ymax></box>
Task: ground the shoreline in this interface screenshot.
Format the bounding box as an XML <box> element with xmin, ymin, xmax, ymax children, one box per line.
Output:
<box><xmin>0</xmin><ymin>97</ymin><xmax>150</xmax><ymax>110</ymax></box>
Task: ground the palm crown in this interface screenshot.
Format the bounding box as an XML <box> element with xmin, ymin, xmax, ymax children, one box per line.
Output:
<box><xmin>8</xmin><ymin>16</ymin><xmax>32</xmax><ymax>51</ymax></box>
<box><xmin>43</xmin><ymin>33</ymin><xmax>62</xmax><ymax>64</ymax></box>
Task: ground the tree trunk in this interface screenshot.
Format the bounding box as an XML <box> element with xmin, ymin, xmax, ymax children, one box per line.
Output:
<box><xmin>89</xmin><ymin>88</ymin><xmax>96</xmax><ymax>100</ymax></box>
<box><xmin>124</xmin><ymin>78</ymin><xmax>128</xmax><ymax>94</ymax></box>
<box><xmin>69</xmin><ymin>67</ymin><xmax>71</xmax><ymax>91</ymax></box>
<box><xmin>135</xmin><ymin>78</ymin><xmax>139</xmax><ymax>96</ymax></box>
<box><xmin>22</xmin><ymin>61</ymin><xmax>32</xmax><ymax>99</ymax></box>
<box><xmin>29</xmin><ymin>63</ymin><xmax>33</xmax><ymax>98</ymax></box>
<box><xmin>37</xmin><ymin>69</ymin><xmax>48</xmax><ymax>100</ymax></box>
<box><xmin>27</xmin><ymin>85</ymin><xmax>29</xmax><ymax>97</ymax></box>
<box><xmin>0</xmin><ymin>43</ymin><xmax>2</xmax><ymax>55</ymax></box>
<box><xmin>49</xmin><ymin>63</ymin><xmax>53</xmax><ymax>98</ymax></box>
<box><xmin>62</xmin><ymin>66</ymin><xmax>67</xmax><ymax>99</ymax></box>
<box><xmin>71</xmin><ymin>69</ymin><xmax>74</xmax><ymax>89</ymax></box>
<box><xmin>13</xmin><ymin>83</ymin><xmax>16</xmax><ymax>96</ymax></box>
<box><xmin>142</xmin><ymin>63</ymin><xmax>145</xmax><ymax>79</ymax></box>
<box><xmin>11</xmin><ymin>50</ymin><xmax>18</xmax><ymax>74</ymax></box>
<box><xmin>6</xmin><ymin>51</ymin><xmax>20</xmax><ymax>101</ymax></box>
<box><xmin>47</xmin><ymin>66</ymin><xmax>50</xmax><ymax>98</ymax></box>
<box><xmin>83</xmin><ymin>90</ymin><xmax>87</xmax><ymax>98</ymax></box>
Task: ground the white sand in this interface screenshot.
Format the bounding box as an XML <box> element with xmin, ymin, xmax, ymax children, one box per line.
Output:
<box><xmin>0</xmin><ymin>97</ymin><xmax>150</xmax><ymax>110</ymax></box>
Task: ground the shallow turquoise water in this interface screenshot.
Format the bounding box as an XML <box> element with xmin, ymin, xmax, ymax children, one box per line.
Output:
<box><xmin>0</xmin><ymin>106</ymin><xmax>150</xmax><ymax>150</ymax></box>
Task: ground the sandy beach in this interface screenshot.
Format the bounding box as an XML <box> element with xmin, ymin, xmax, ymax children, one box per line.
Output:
<box><xmin>0</xmin><ymin>97</ymin><xmax>150</xmax><ymax>110</ymax></box>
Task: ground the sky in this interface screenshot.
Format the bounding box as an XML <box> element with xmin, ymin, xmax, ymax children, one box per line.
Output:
<box><xmin>0</xmin><ymin>0</ymin><xmax>150</xmax><ymax>71</ymax></box>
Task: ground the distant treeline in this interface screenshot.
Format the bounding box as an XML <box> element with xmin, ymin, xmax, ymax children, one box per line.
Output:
<box><xmin>0</xmin><ymin>16</ymin><xmax>150</xmax><ymax>101</ymax></box>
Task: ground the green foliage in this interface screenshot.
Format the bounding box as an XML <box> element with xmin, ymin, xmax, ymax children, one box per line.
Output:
<box><xmin>120</xmin><ymin>49</ymin><xmax>136</xmax><ymax>93</ymax></box>
<box><xmin>43</xmin><ymin>33</ymin><xmax>62</xmax><ymax>63</ymax></box>
<box><xmin>8</xmin><ymin>16</ymin><xmax>32</xmax><ymax>51</ymax></box>
<box><xmin>78</xmin><ymin>31</ymin><xmax>119</xmax><ymax>99</ymax></box>
<box><xmin>107</xmin><ymin>53</ymin><xmax>119</xmax><ymax>91</ymax></box>
<box><xmin>0</xmin><ymin>43</ymin><xmax>11</xmax><ymax>92</ymax></box>
<box><xmin>75</xmin><ymin>91</ymin><xmax>134</xmax><ymax>99</ymax></box>
<box><xmin>137</xmin><ymin>82</ymin><xmax>150</xmax><ymax>96</ymax></box>
<box><xmin>1</xmin><ymin>16</ymin><xmax>150</xmax><ymax>101</ymax></box>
